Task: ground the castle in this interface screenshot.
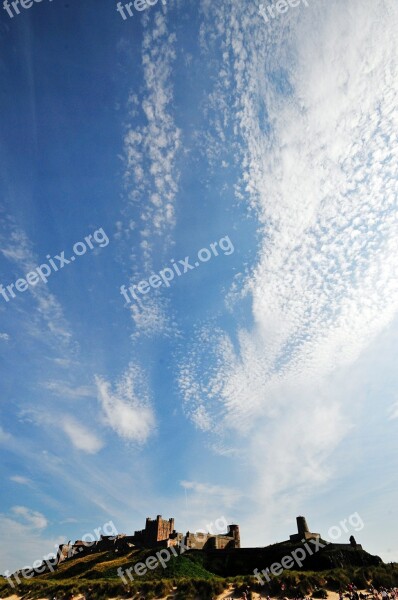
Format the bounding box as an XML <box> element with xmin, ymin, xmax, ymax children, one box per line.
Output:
<box><xmin>10</xmin><ymin>514</ymin><xmax>367</xmax><ymax>582</ymax></box>
<box><xmin>54</xmin><ymin>515</ymin><xmax>240</xmax><ymax>566</ymax></box>
<box><xmin>37</xmin><ymin>515</ymin><xmax>362</xmax><ymax>570</ymax></box>
<box><xmin>131</xmin><ymin>515</ymin><xmax>240</xmax><ymax>550</ymax></box>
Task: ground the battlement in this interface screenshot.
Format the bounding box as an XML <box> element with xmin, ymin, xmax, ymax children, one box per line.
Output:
<box><xmin>133</xmin><ymin>515</ymin><xmax>175</xmax><ymax>547</ymax></box>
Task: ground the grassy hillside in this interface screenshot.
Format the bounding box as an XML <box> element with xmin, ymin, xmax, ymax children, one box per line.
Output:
<box><xmin>0</xmin><ymin>548</ymin><xmax>224</xmax><ymax>599</ymax></box>
<box><xmin>1</xmin><ymin>544</ymin><xmax>396</xmax><ymax>600</ymax></box>
<box><xmin>199</xmin><ymin>542</ymin><xmax>383</xmax><ymax>577</ymax></box>
<box><xmin>49</xmin><ymin>548</ymin><xmax>215</xmax><ymax>581</ymax></box>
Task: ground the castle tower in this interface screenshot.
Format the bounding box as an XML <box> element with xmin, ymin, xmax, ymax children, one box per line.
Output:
<box><xmin>136</xmin><ymin>515</ymin><xmax>175</xmax><ymax>546</ymax></box>
<box><xmin>290</xmin><ymin>516</ymin><xmax>320</xmax><ymax>542</ymax></box>
<box><xmin>297</xmin><ymin>516</ymin><xmax>310</xmax><ymax>537</ymax></box>
<box><xmin>228</xmin><ymin>524</ymin><xmax>241</xmax><ymax>548</ymax></box>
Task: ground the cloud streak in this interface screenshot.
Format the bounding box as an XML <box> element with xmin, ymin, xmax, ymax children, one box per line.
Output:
<box><xmin>96</xmin><ymin>364</ymin><xmax>156</xmax><ymax>444</ymax></box>
<box><xmin>61</xmin><ymin>417</ymin><xmax>104</xmax><ymax>455</ymax></box>
<box><xmin>0</xmin><ymin>216</ymin><xmax>73</xmax><ymax>346</ymax></box>
<box><xmin>11</xmin><ymin>506</ymin><xmax>48</xmax><ymax>530</ymax></box>
<box><xmin>123</xmin><ymin>10</ymin><xmax>181</xmax><ymax>259</ymax></box>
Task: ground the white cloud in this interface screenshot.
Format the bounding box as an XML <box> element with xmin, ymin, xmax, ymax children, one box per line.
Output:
<box><xmin>181</xmin><ymin>480</ymin><xmax>240</xmax><ymax>504</ymax></box>
<box><xmin>177</xmin><ymin>480</ymin><xmax>240</xmax><ymax>523</ymax></box>
<box><xmin>0</xmin><ymin>426</ymin><xmax>11</xmax><ymax>443</ymax></box>
<box><xmin>9</xmin><ymin>476</ymin><xmax>33</xmax><ymax>487</ymax></box>
<box><xmin>123</xmin><ymin>10</ymin><xmax>181</xmax><ymax>264</ymax></box>
<box><xmin>59</xmin><ymin>517</ymin><xmax>78</xmax><ymax>524</ymax></box>
<box><xmin>17</xmin><ymin>408</ymin><xmax>104</xmax><ymax>456</ymax></box>
<box><xmin>61</xmin><ymin>417</ymin><xmax>104</xmax><ymax>455</ymax></box>
<box><xmin>42</xmin><ymin>380</ymin><xmax>94</xmax><ymax>399</ymax></box>
<box><xmin>0</xmin><ymin>509</ymin><xmax>60</xmax><ymax>575</ymax></box>
<box><xmin>52</xmin><ymin>358</ymin><xmax>73</xmax><ymax>367</ymax></box>
<box><xmin>11</xmin><ymin>506</ymin><xmax>47</xmax><ymax>530</ymax></box>
<box><xmin>179</xmin><ymin>0</ymin><xmax>398</xmax><ymax>519</ymax></box>
<box><xmin>95</xmin><ymin>364</ymin><xmax>156</xmax><ymax>443</ymax></box>
<box><xmin>0</xmin><ymin>332</ymin><xmax>9</xmax><ymax>342</ymax></box>
<box><xmin>389</xmin><ymin>402</ymin><xmax>398</xmax><ymax>420</ymax></box>
<box><xmin>0</xmin><ymin>229</ymin><xmax>31</xmax><ymax>263</ymax></box>
<box><xmin>117</xmin><ymin>7</ymin><xmax>184</xmax><ymax>339</ymax></box>
<box><xmin>0</xmin><ymin>219</ymin><xmax>72</xmax><ymax>346</ymax></box>
<box><xmin>129</xmin><ymin>295</ymin><xmax>177</xmax><ymax>338</ymax></box>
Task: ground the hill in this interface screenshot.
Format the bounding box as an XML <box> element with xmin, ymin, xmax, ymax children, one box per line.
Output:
<box><xmin>1</xmin><ymin>541</ymin><xmax>396</xmax><ymax>600</ymax></box>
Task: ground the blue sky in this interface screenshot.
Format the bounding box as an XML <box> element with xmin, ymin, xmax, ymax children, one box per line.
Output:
<box><xmin>1</xmin><ymin>0</ymin><xmax>398</xmax><ymax>575</ymax></box>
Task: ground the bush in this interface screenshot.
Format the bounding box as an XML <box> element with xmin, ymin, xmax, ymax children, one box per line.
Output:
<box><xmin>175</xmin><ymin>579</ymin><xmax>196</xmax><ymax>599</ymax></box>
<box><xmin>297</xmin><ymin>577</ymin><xmax>314</xmax><ymax>595</ymax></box>
<box><xmin>325</xmin><ymin>573</ymin><xmax>350</xmax><ymax>591</ymax></box>
<box><xmin>372</xmin><ymin>571</ymin><xmax>395</xmax><ymax>589</ymax></box>
<box><xmin>155</xmin><ymin>579</ymin><xmax>173</xmax><ymax>596</ymax></box>
<box><xmin>352</xmin><ymin>570</ymin><xmax>369</xmax><ymax>589</ymax></box>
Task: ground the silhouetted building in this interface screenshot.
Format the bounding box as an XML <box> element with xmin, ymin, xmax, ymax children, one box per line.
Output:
<box><xmin>290</xmin><ymin>516</ymin><xmax>320</xmax><ymax>542</ymax></box>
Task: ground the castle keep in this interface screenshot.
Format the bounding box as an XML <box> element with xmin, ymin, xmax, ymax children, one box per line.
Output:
<box><xmin>132</xmin><ymin>515</ymin><xmax>240</xmax><ymax>550</ymax></box>
<box><xmin>133</xmin><ymin>516</ymin><xmax>176</xmax><ymax>547</ymax></box>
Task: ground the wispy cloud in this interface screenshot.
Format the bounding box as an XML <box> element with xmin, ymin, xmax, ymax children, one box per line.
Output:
<box><xmin>0</xmin><ymin>508</ymin><xmax>60</xmax><ymax>575</ymax></box>
<box><xmin>0</xmin><ymin>425</ymin><xmax>11</xmax><ymax>443</ymax></box>
<box><xmin>42</xmin><ymin>380</ymin><xmax>94</xmax><ymax>400</ymax></box>
<box><xmin>11</xmin><ymin>506</ymin><xmax>48</xmax><ymax>530</ymax></box>
<box><xmin>0</xmin><ymin>217</ymin><xmax>72</xmax><ymax>346</ymax></box>
<box><xmin>95</xmin><ymin>364</ymin><xmax>156</xmax><ymax>443</ymax></box>
<box><xmin>123</xmin><ymin>10</ymin><xmax>181</xmax><ymax>263</ymax></box>
<box><xmin>59</xmin><ymin>517</ymin><xmax>79</xmax><ymax>524</ymax></box>
<box><xmin>119</xmin><ymin>7</ymin><xmax>182</xmax><ymax>338</ymax></box>
<box><xmin>0</xmin><ymin>332</ymin><xmax>10</xmax><ymax>342</ymax></box>
<box><xmin>180</xmin><ymin>0</ymin><xmax>398</xmax><ymax>518</ymax></box>
<box><xmin>52</xmin><ymin>358</ymin><xmax>74</xmax><ymax>368</ymax></box>
<box><xmin>20</xmin><ymin>409</ymin><xmax>104</xmax><ymax>455</ymax></box>
<box><xmin>181</xmin><ymin>480</ymin><xmax>241</xmax><ymax>509</ymax></box>
<box><xmin>388</xmin><ymin>402</ymin><xmax>398</xmax><ymax>421</ymax></box>
<box><xmin>10</xmin><ymin>475</ymin><xmax>33</xmax><ymax>487</ymax></box>
<box><xmin>128</xmin><ymin>295</ymin><xmax>177</xmax><ymax>337</ymax></box>
<box><xmin>60</xmin><ymin>416</ymin><xmax>104</xmax><ymax>455</ymax></box>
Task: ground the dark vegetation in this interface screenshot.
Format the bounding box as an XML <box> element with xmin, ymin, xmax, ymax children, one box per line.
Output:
<box><xmin>0</xmin><ymin>544</ymin><xmax>396</xmax><ymax>600</ymax></box>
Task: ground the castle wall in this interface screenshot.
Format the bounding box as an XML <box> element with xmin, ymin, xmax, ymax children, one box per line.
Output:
<box><xmin>183</xmin><ymin>527</ymin><xmax>240</xmax><ymax>550</ymax></box>
<box><xmin>329</xmin><ymin>543</ymin><xmax>363</xmax><ymax>550</ymax></box>
<box><xmin>132</xmin><ymin>516</ymin><xmax>239</xmax><ymax>550</ymax></box>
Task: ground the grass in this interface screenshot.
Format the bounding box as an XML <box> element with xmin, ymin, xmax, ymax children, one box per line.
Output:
<box><xmin>1</xmin><ymin>550</ymin><xmax>397</xmax><ymax>600</ymax></box>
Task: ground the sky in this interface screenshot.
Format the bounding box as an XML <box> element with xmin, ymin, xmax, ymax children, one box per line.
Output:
<box><xmin>0</xmin><ymin>0</ymin><xmax>398</xmax><ymax>576</ymax></box>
